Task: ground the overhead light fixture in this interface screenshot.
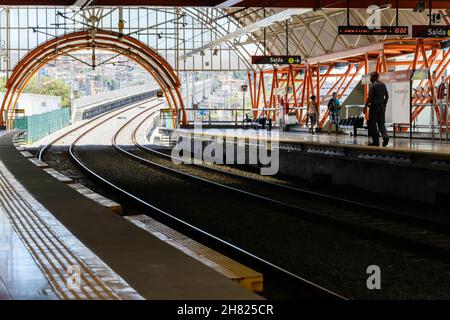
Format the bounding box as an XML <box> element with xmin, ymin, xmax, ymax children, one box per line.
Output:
<box><xmin>213</xmin><ymin>48</ymin><xmax>219</xmax><ymax>56</ymax></box>
<box><xmin>414</xmin><ymin>0</ymin><xmax>425</xmax><ymax>13</ymax></box>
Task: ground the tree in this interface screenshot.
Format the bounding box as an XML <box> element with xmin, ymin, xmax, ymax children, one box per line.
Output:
<box><xmin>24</xmin><ymin>76</ymin><xmax>71</xmax><ymax>108</ymax></box>
<box><xmin>0</xmin><ymin>76</ymin><xmax>7</xmax><ymax>92</ymax></box>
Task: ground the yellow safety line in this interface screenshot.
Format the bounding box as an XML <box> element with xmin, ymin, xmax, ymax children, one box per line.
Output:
<box><xmin>4</xmin><ymin>102</ymin><xmax>160</xmax><ymax>299</ymax></box>
<box><xmin>0</xmin><ymin>179</ymin><xmax>84</xmax><ymax>299</ymax></box>
<box><xmin>0</xmin><ymin>185</ymin><xmax>72</xmax><ymax>299</ymax></box>
<box><xmin>0</xmin><ymin>175</ymin><xmax>117</xmax><ymax>300</ymax></box>
<box><xmin>0</xmin><ymin>174</ymin><xmax>111</xmax><ymax>299</ymax></box>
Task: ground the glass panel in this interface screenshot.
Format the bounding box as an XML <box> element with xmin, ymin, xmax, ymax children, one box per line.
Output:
<box><xmin>0</xmin><ymin>6</ymin><xmax>249</xmax><ymax>73</ymax></box>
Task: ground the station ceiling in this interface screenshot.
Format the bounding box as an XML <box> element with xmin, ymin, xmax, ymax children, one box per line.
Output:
<box><xmin>0</xmin><ymin>0</ymin><xmax>449</xmax><ymax>9</ymax></box>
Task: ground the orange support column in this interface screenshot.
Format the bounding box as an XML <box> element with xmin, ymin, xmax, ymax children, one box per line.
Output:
<box><xmin>289</xmin><ymin>66</ymin><xmax>299</xmax><ymax>110</ymax></box>
<box><xmin>316</xmin><ymin>63</ymin><xmax>320</xmax><ymax>118</ymax></box>
<box><xmin>268</xmin><ymin>69</ymin><xmax>276</xmax><ymax>120</ymax></box>
<box><xmin>419</xmin><ymin>40</ymin><xmax>441</xmax><ymax>123</ymax></box>
<box><xmin>261</xmin><ymin>71</ymin><xmax>267</xmax><ymax>117</ymax></box>
<box><xmin>253</xmin><ymin>71</ymin><xmax>258</xmax><ymax>117</ymax></box>
<box><xmin>284</xmin><ymin>68</ymin><xmax>291</xmax><ymax>116</ymax></box>
<box><xmin>299</xmin><ymin>66</ymin><xmax>308</xmax><ymax>124</ymax></box>
<box><xmin>255</xmin><ymin>72</ymin><xmax>261</xmax><ymax>117</ymax></box>
<box><xmin>247</xmin><ymin>72</ymin><xmax>255</xmax><ymax>114</ymax></box>
<box><xmin>364</xmin><ymin>53</ymin><xmax>369</xmax><ymax>109</ymax></box>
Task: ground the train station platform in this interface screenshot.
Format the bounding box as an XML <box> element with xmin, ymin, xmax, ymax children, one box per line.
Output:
<box><xmin>0</xmin><ymin>130</ymin><xmax>260</xmax><ymax>300</ymax></box>
<box><xmin>173</xmin><ymin>128</ymin><xmax>450</xmax><ymax>157</ymax></box>
<box><xmin>169</xmin><ymin>128</ymin><xmax>450</xmax><ymax>206</ymax></box>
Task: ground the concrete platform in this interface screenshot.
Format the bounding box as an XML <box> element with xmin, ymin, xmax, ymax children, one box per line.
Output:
<box><xmin>0</xmin><ymin>130</ymin><xmax>260</xmax><ymax>300</ymax></box>
<box><xmin>0</xmin><ymin>191</ymin><xmax>58</xmax><ymax>300</ymax></box>
<box><xmin>171</xmin><ymin>128</ymin><xmax>450</xmax><ymax>205</ymax></box>
<box><xmin>174</xmin><ymin>128</ymin><xmax>450</xmax><ymax>158</ymax></box>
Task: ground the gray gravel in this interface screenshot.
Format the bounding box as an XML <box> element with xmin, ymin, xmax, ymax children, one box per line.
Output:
<box><xmin>59</xmin><ymin>144</ymin><xmax>450</xmax><ymax>299</ymax></box>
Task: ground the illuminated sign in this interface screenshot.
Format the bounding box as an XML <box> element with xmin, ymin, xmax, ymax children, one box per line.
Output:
<box><xmin>251</xmin><ymin>55</ymin><xmax>302</xmax><ymax>65</ymax></box>
<box><xmin>338</xmin><ymin>26</ymin><xmax>409</xmax><ymax>35</ymax></box>
<box><xmin>412</xmin><ymin>25</ymin><xmax>450</xmax><ymax>38</ymax></box>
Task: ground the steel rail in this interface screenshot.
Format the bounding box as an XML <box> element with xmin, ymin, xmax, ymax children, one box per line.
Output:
<box><xmin>125</xmin><ymin>119</ymin><xmax>450</xmax><ymax>262</ymax></box>
<box><xmin>65</xmin><ymin>104</ymin><xmax>347</xmax><ymax>300</ymax></box>
<box><xmin>132</xmin><ymin>120</ymin><xmax>450</xmax><ymax>233</ymax></box>
<box><xmin>38</xmin><ymin>93</ymin><xmax>160</xmax><ymax>161</ymax></box>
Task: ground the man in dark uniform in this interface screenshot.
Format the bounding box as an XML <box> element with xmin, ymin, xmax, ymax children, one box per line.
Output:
<box><xmin>364</xmin><ymin>72</ymin><xmax>389</xmax><ymax>147</ymax></box>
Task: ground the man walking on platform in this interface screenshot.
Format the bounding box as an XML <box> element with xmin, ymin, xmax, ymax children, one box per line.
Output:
<box><xmin>364</xmin><ymin>72</ymin><xmax>389</xmax><ymax>147</ymax></box>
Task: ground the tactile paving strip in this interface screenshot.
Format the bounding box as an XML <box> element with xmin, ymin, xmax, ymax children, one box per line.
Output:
<box><xmin>0</xmin><ymin>160</ymin><xmax>141</xmax><ymax>300</ymax></box>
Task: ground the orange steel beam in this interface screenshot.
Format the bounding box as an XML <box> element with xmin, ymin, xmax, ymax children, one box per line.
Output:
<box><xmin>1</xmin><ymin>30</ymin><xmax>185</xmax><ymax>127</ymax></box>
<box><xmin>316</xmin><ymin>63</ymin><xmax>320</xmax><ymax>114</ymax></box>
<box><xmin>4</xmin><ymin>39</ymin><xmax>182</xmax><ymax>126</ymax></box>
<box><xmin>364</xmin><ymin>53</ymin><xmax>369</xmax><ymax>105</ymax></box>
<box><xmin>4</xmin><ymin>0</ymin><xmax>450</xmax><ymax>9</ymax></box>
<box><xmin>251</xmin><ymin>39</ymin><xmax>448</xmax><ymax>129</ymax></box>
<box><xmin>284</xmin><ymin>69</ymin><xmax>291</xmax><ymax>117</ymax></box>
<box><xmin>253</xmin><ymin>71</ymin><xmax>257</xmax><ymax>113</ymax></box>
<box><xmin>6</xmin><ymin>45</ymin><xmax>177</xmax><ymax>124</ymax></box>
<box><xmin>319</xmin><ymin>63</ymin><xmax>364</xmax><ymax>128</ymax></box>
<box><xmin>255</xmin><ymin>71</ymin><xmax>262</xmax><ymax>117</ymax></box>
<box><xmin>318</xmin><ymin>63</ymin><xmax>353</xmax><ymax>127</ymax></box>
<box><xmin>412</xmin><ymin>49</ymin><xmax>450</xmax><ymax>122</ymax></box>
<box><xmin>419</xmin><ymin>40</ymin><xmax>441</xmax><ymax>123</ymax></box>
<box><xmin>267</xmin><ymin>69</ymin><xmax>275</xmax><ymax>119</ymax></box>
<box><xmin>411</xmin><ymin>44</ymin><xmax>442</xmax><ymax>121</ymax></box>
<box><xmin>261</xmin><ymin>71</ymin><xmax>267</xmax><ymax>117</ymax></box>
<box><xmin>441</xmin><ymin>10</ymin><xmax>450</xmax><ymax>25</ymax></box>
<box><xmin>247</xmin><ymin>71</ymin><xmax>254</xmax><ymax>113</ymax></box>
<box><xmin>8</xmin><ymin>44</ymin><xmax>180</xmax><ymax>129</ymax></box>
<box><xmin>289</xmin><ymin>66</ymin><xmax>299</xmax><ymax>108</ymax></box>
<box><xmin>319</xmin><ymin>65</ymin><xmax>333</xmax><ymax>90</ymax></box>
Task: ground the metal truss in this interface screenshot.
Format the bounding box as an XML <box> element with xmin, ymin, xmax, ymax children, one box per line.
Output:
<box><xmin>246</xmin><ymin>39</ymin><xmax>450</xmax><ymax>132</ymax></box>
<box><xmin>0</xmin><ymin>29</ymin><xmax>187</xmax><ymax>127</ymax></box>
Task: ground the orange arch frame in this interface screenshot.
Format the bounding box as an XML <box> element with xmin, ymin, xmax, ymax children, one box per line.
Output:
<box><xmin>0</xmin><ymin>29</ymin><xmax>187</xmax><ymax>127</ymax></box>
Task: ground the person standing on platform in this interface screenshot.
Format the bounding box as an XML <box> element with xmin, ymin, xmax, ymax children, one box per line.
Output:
<box><xmin>327</xmin><ymin>92</ymin><xmax>341</xmax><ymax>135</ymax></box>
<box><xmin>364</xmin><ymin>72</ymin><xmax>389</xmax><ymax>147</ymax></box>
<box><xmin>307</xmin><ymin>95</ymin><xmax>319</xmax><ymax>134</ymax></box>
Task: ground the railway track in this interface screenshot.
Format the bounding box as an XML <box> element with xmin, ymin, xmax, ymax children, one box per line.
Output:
<box><xmin>39</xmin><ymin>98</ymin><xmax>345</xmax><ymax>300</ymax></box>
<box><xmin>121</xmin><ymin>113</ymin><xmax>450</xmax><ymax>263</ymax></box>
